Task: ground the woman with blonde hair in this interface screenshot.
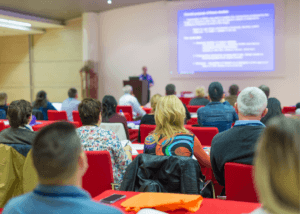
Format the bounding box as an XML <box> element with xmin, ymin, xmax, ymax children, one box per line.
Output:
<box><xmin>251</xmin><ymin>116</ymin><xmax>299</xmax><ymax>214</ymax></box>
<box><xmin>138</xmin><ymin>94</ymin><xmax>162</xmax><ymax>142</ymax></box>
<box><xmin>144</xmin><ymin>95</ymin><xmax>211</xmax><ymax>168</ymax></box>
<box><xmin>189</xmin><ymin>87</ymin><xmax>209</xmax><ymax>106</ymax></box>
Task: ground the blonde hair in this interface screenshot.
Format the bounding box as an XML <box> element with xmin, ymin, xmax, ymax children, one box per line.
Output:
<box><xmin>0</xmin><ymin>92</ymin><xmax>7</xmax><ymax>105</ymax></box>
<box><xmin>254</xmin><ymin>116</ymin><xmax>299</xmax><ymax>214</ymax></box>
<box><xmin>150</xmin><ymin>94</ymin><xmax>162</xmax><ymax>113</ymax></box>
<box><xmin>154</xmin><ymin>95</ymin><xmax>189</xmax><ymax>145</ymax></box>
<box><xmin>195</xmin><ymin>87</ymin><xmax>205</xmax><ymax>98</ymax></box>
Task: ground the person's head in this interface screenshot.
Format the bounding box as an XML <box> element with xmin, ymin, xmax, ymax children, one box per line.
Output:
<box><xmin>102</xmin><ymin>95</ymin><xmax>118</xmax><ymax>120</ymax></box>
<box><xmin>33</xmin><ymin>90</ymin><xmax>47</xmax><ymax>108</ymax></box>
<box><xmin>208</xmin><ymin>82</ymin><xmax>224</xmax><ymax>102</ymax></box>
<box><xmin>142</xmin><ymin>66</ymin><xmax>147</xmax><ymax>75</ymax></box>
<box><xmin>0</xmin><ymin>92</ymin><xmax>7</xmax><ymax>105</ymax></box>
<box><xmin>7</xmin><ymin>100</ymin><xmax>32</xmax><ymax>128</ymax></box>
<box><xmin>254</xmin><ymin>116</ymin><xmax>300</xmax><ymax>214</ymax></box>
<box><xmin>195</xmin><ymin>87</ymin><xmax>206</xmax><ymax>98</ymax></box>
<box><xmin>123</xmin><ymin>85</ymin><xmax>133</xmax><ymax>95</ymax></box>
<box><xmin>165</xmin><ymin>84</ymin><xmax>176</xmax><ymax>95</ymax></box>
<box><xmin>33</xmin><ymin>122</ymin><xmax>88</xmax><ymax>186</ymax></box>
<box><xmin>235</xmin><ymin>87</ymin><xmax>268</xmax><ymax>119</ymax></box>
<box><xmin>258</xmin><ymin>85</ymin><xmax>270</xmax><ymax>99</ymax></box>
<box><xmin>296</xmin><ymin>103</ymin><xmax>300</xmax><ymax>109</ymax></box>
<box><xmin>78</xmin><ymin>98</ymin><xmax>102</xmax><ymax>126</ymax></box>
<box><xmin>68</xmin><ymin>88</ymin><xmax>78</xmax><ymax>99</ymax></box>
<box><xmin>229</xmin><ymin>84</ymin><xmax>239</xmax><ymax>96</ymax></box>
<box><xmin>150</xmin><ymin>94</ymin><xmax>162</xmax><ymax>113</ymax></box>
<box><xmin>261</xmin><ymin>98</ymin><xmax>282</xmax><ymax>125</ymax></box>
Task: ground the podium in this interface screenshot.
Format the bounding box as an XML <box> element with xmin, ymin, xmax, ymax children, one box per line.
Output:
<box><xmin>123</xmin><ymin>80</ymin><xmax>148</xmax><ymax>106</ymax></box>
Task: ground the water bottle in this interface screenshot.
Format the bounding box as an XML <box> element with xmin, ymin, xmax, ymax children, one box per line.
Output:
<box><xmin>119</xmin><ymin>109</ymin><xmax>124</xmax><ymax>116</ymax></box>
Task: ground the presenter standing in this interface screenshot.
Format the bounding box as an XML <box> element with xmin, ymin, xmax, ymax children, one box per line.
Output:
<box><xmin>139</xmin><ymin>66</ymin><xmax>154</xmax><ymax>103</ymax></box>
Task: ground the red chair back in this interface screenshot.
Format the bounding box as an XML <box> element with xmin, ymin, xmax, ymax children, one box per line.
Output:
<box><xmin>181</xmin><ymin>91</ymin><xmax>192</xmax><ymax>97</ymax></box>
<box><xmin>282</xmin><ymin>106</ymin><xmax>296</xmax><ymax>114</ymax></box>
<box><xmin>187</xmin><ymin>118</ymin><xmax>198</xmax><ymax>125</ymax></box>
<box><xmin>47</xmin><ymin>110</ymin><xmax>68</xmax><ymax>121</ymax></box>
<box><xmin>116</xmin><ymin>106</ymin><xmax>133</xmax><ymax>121</ymax></box>
<box><xmin>82</xmin><ymin>151</ymin><xmax>114</xmax><ymax>197</ymax></box>
<box><xmin>143</xmin><ymin>107</ymin><xmax>152</xmax><ymax>114</ymax></box>
<box><xmin>225</xmin><ymin>162</ymin><xmax>258</xmax><ymax>203</ymax></box>
<box><xmin>0</xmin><ymin>122</ymin><xmax>5</xmax><ymax>132</ymax></box>
<box><xmin>179</xmin><ymin>97</ymin><xmax>192</xmax><ymax>106</ymax></box>
<box><xmin>72</xmin><ymin>111</ymin><xmax>82</xmax><ymax>127</ymax></box>
<box><xmin>0</xmin><ymin>208</ymin><xmax>3</xmax><ymax>213</ymax></box>
<box><xmin>185</xmin><ymin>125</ymin><xmax>219</xmax><ymax>146</ymax></box>
<box><xmin>122</xmin><ymin>112</ymin><xmax>132</xmax><ymax>121</ymax></box>
<box><xmin>140</xmin><ymin>124</ymin><xmax>156</xmax><ymax>144</ymax></box>
<box><xmin>186</xmin><ymin>105</ymin><xmax>204</xmax><ymax>113</ymax></box>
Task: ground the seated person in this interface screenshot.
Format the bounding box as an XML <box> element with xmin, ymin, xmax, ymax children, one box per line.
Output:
<box><xmin>0</xmin><ymin>100</ymin><xmax>36</xmax><ymax>156</ymax></box>
<box><xmin>102</xmin><ymin>95</ymin><xmax>129</xmax><ymax>140</ymax></box>
<box><xmin>225</xmin><ymin>84</ymin><xmax>239</xmax><ymax>106</ymax></box>
<box><xmin>189</xmin><ymin>87</ymin><xmax>209</xmax><ymax>106</ymax></box>
<box><xmin>144</xmin><ymin>95</ymin><xmax>211</xmax><ymax>169</ymax></box>
<box><xmin>260</xmin><ymin>98</ymin><xmax>282</xmax><ymax>125</ymax></box>
<box><xmin>61</xmin><ymin>88</ymin><xmax>81</xmax><ymax>121</ymax></box>
<box><xmin>138</xmin><ymin>94</ymin><xmax>162</xmax><ymax>142</ymax></box>
<box><xmin>0</xmin><ymin>92</ymin><xmax>8</xmax><ymax>116</ymax></box>
<box><xmin>197</xmin><ymin>82</ymin><xmax>238</xmax><ymax>133</ymax></box>
<box><xmin>119</xmin><ymin>85</ymin><xmax>146</xmax><ymax>119</ymax></box>
<box><xmin>251</xmin><ymin>117</ymin><xmax>299</xmax><ymax>214</ymax></box>
<box><xmin>210</xmin><ymin>87</ymin><xmax>268</xmax><ymax>187</ymax></box>
<box><xmin>258</xmin><ymin>85</ymin><xmax>270</xmax><ymax>99</ymax></box>
<box><xmin>3</xmin><ymin>122</ymin><xmax>122</xmax><ymax>214</ymax></box>
<box><xmin>32</xmin><ymin>90</ymin><xmax>57</xmax><ymax>120</ymax></box>
<box><xmin>296</xmin><ymin>102</ymin><xmax>300</xmax><ymax>115</ymax></box>
<box><xmin>76</xmin><ymin>98</ymin><xmax>132</xmax><ymax>186</ymax></box>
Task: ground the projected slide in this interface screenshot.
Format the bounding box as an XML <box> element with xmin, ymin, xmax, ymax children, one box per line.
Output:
<box><xmin>177</xmin><ymin>4</ymin><xmax>274</xmax><ymax>74</ymax></box>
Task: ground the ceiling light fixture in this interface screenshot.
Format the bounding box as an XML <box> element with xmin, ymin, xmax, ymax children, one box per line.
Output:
<box><xmin>0</xmin><ymin>18</ymin><xmax>31</xmax><ymax>27</ymax></box>
<box><xmin>0</xmin><ymin>23</ymin><xmax>32</xmax><ymax>31</ymax></box>
<box><xmin>107</xmin><ymin>0</ymin><xmax>112</xmax><ymax>4</ymax></box>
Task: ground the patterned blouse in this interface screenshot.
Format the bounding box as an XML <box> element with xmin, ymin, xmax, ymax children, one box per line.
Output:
<box><xmin>76</xmin><ymin>126</ymin><xmax>131</xmax><ymax>185</ymax></box>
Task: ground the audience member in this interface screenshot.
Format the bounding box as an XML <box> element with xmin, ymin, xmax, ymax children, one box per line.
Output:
<box><xmin>32</xmin><ymin>90</ymin><xmax>57</xmax><ymax>120</ymax></box>
<box><xmin>144</xmin><ymin>95</ymin><xmax>211</xmax><ymax>169</ymax></box>
<box><xmin>119</xmin><ymin>85</ymin><xmax>146</xmax><ymax>119</ymax></box>
<box><xmin>189</xmin><ymin>87</ymin><xmax>209</xmax><ymax>106</ymax></box>
<box><xmin>0</xmin><ymin>100</ymin><xmax>35</xmax><ymax>156</ymax></box>
<box><xmin>76</xmin><ymin>98</ymin><xmax>132</xmax><ymax>186</ymax></box>
<box><xmin>251</xmin><ymin>117</ymin><xmax>299</xmax><ymax>214</ymax></box>
<box><xmin>61</xmin><ymin>88</ymin><xmax>80</xmax><ymax>121</ymax></box>
<box><xmin>165</xmin><ymin>84</ymin><xmax>191</xmax><ymax>121</ymax></box>
<box><xmin>0</xmin><ymin>92</ymin><xmax>8</xmax><ymax>116</ymax></box>
<box><xmin>197</xmin><ymin>82</ymin><xmax>238</xmax><ymax>133</ymax></box>
<box><xmin>260</xmin><ymin>98</ymin><xmax>282</xmax><ymax>125</ymax></box>
<box><xmin>258</xmin><ymin>85</ymin><xmax>270</xmax><ymax>99</ymax></box>
<box><xmin>210</xmin><ymin>87</ymin><xmax>268</xmax><ymax>188</ymax></box>
<box><xmin>225</xmin><ymin>84</ymin><xmax>239</xmax><ymax>106</ymax></box>
<box><xmin>102</xmin><ymin>95</ymin><xmax>129</xmax><ymax>140</ymax></box>
<box><xmin>296</xmin><ymin>103</ymin><xmax>300</xmax><ymax>115</ymax></box>
<box><xmin>3</xmin><ymin>122</ymin><xmax>122</xmax><ymax>214</ymax></box>
<box><xmin>138</xmin><ymin>94</ymin><xmax>161</xmax><ymax>142</ymax></box>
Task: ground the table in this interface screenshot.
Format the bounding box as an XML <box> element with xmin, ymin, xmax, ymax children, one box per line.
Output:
<box><xmin>93</xmin><ymin>190</ymin><xmax>260</xmax><ymax>214</ymax></box>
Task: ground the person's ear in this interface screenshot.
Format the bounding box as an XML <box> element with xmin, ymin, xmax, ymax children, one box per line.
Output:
<box><xmin>28</xmin><ymin>114</ymin><xmax>32</xmax><ymax>124</ymax></box>
<box><xmin>207</xmin><ymin>95</ymin><xmax>211</xmax><ymax>101</ymax></box>
<box><xmin>222</xmin><ymin>93</ymin><xmax>225</xmax><ymax>99</ymax></box>
<box><xmin>262</xmin><ymin>108</ymin><xmax>268</xmax><ymax>117</ymax></box>
<box><xmin>78</xmin><ymin>151</ymin><xmax>88</xmax><ymax>176</ymax></box>
<box><xmin>234</xmin><ymin>103</ymin><xmax>238</xmax><ymax>114</ymax></box>
<box><xmin>98</xmin><ymin>112</ymin><xmax>102</xmax><ymax>124</ymax></box>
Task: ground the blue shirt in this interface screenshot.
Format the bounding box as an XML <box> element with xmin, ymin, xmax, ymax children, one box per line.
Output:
<box><xmin>61</xmin><ymin>98</ymin><xmax>81</xmax><ymax>121</ymax></box>
<box><xmin>33</xmin><ymin>101</ymin><xmax>57</xmax><ymax>120</ymax></box>
<box><xmin>139</xmin><ymin>74</ymin><xmax>154</xmax><ymax>89</ymax></box>
<box><xmin>197</xmin><ymin>101</ymin><xmax>238</xmax><ymax>133</ymax></box>
<box><xmin>3</xmin><ymin>184</ymin><xmax>123</xmax><ymax>214</ymax></box>
<box><xmin>234</xmin><ymin>120</ymin><xmax>265</xmax><ymax>127</ymax></box>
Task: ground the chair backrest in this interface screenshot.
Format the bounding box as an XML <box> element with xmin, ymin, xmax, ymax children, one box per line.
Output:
<box><xmin>186</xmin><ymin>118</ymin><xmax>198</xmax><ymax>125</ymax></box>
<box><xmin>82</xmin><ymin>151</ymin><xmax>114</xmax><ymax>197</ymax></box>
<box><xmin>180</xmin><ymin>91</ymin><xmax>193</xmax><ymax>97</ymax></box>
<box><xmin>47</xmin><ymin>110</ymin><xmax>68</xmax><ymax>121</ymax></box>
<box><xmin>32</xmin><ymin>109</ymin><xmax>44</xmax><ymax>120</ymax></box>
<box><xmin>0</xmin><ymin>109</ymin><xmax>6</xmax><ymax>119</ymax></box>
<box><xmin>142</xmin><ymin>107</ymin><xmax>152</xmax><ymax>114</ymax></box>
<box><xmin>123</xmin><ymin>112</ymin><xmax>132</xmax><ymax>121</ymax></box>
<box><xmin>72</xmin><ymin>111</ymin><xmax>82</xmax><ymax>127</ymax></box>
<box><xmin>186</xmin><ymin>105</ymin><xmax>204</xmax><ymax>113</ymax></box>
<box><xmin>0</xmin><ymin>122</ymin><xmax>5</xmax><ymax>132</ymax></box>
<box><xmin>185</xmin><ymin>126</ymin><xmax>219</xmax><ymax>146</ymax></box>
<box><xmin>140</xmin><ymin>124</ymin><xmax>156</xmax><ymax>144</ymax></box>
<box><xmin>100</xmin><ymin>123</ymin><xmax>127</xmax><ymax>141</ymax></box>
<box><xmin>116</xmin><ymin>106</ymin><xmax>133</xmax><ymax>121</ymax></box>
<box><xmin>179</xmin><ymin>97</ymin><xmax>192</xmax><ymax>106</ymax></box>
<box><xmin>225</xmin><ymin>162</ymin><xmax>258</xmax><ymax>203</ymax></box>
<box><xmin>282</xmin><ymin>106</ymin><xmax>296</xmax><ymax>114</ymax></box>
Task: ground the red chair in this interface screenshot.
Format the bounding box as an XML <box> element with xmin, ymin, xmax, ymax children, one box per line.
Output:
<box><xmin>143</xmin><ymin>107</ymin><xmax>152</xmax><ymax>114</ymax></box>
<box><xmin>47</xmin><ymin>110</ymin><xmax>68</xmax><ymax>121</ymax></box>
<box><xmin>282</xmin><ymin>106</ymin><xmax>296</xmax><ymax>114</ymax></box>
<box><xmin>185</xmin><ymin>125</ymin><xmax>219</xmax><ymax>146</ymax></box>
<box><xmin>0</xmin><ymin>208</ymin><xmax>3</xmax><ymax>213</ymax></box>
<box><xmin>72</xmin><ymin>111</ymin><xmax>82</xmax><ymax>126</ymax></box>
<box><xmin>179</xmin><ymin>97</ymin><xmax>192</xmax><ymax>106</ymax></box>
<box><xmin>0</xmin><ymin>122</ymin><xmax>5</xmax><ymax>132</ymax></box>
<box><xmin>140</xmin><ymin>124</ymin><xmax>156</xmax><ymax>144</ymax></box>
<box><xmin>123</xmin><ymin>112</ymin><xmax>132</xmax><ymax>121</ymax></box>
<box><xmin>225</xmin><ymin>163</ymin><xmax>258</xmax><ymax>203</ymax></box>
<box><xmin>181</xmin><ymin>91</ymin><xmax>193</xmax><ymax>97</ymax></box>
<box><xmin>187</xmin><ymin>118</ymin><xmax>198</xmax><ymax>125</ymax></box>
<box><xmin>82</xmin><ymin>151</ymin><xmax>115</xmax><ymax>198</ymax></box>
<box><xmin>116</xmin><ymin>106</ymin><xmax>133</xmax><ymax>121</ymax></box>
<box><xmin>187</xmin><ymin>105</ymin><xmax>204</xmax><ymax>113</ymax></box>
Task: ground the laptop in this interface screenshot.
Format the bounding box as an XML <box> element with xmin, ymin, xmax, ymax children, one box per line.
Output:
<box><xmin>129</xmin><ymin>76</ymin><xmax>140</xmax><ymax>81</ymax></box>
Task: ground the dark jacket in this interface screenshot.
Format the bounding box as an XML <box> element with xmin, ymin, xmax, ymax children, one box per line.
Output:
<box><xmin>120</xmin><ymin>154</ymin><xmax>205</xmax><ymax>195</ymax></box>
<box><xmin>189</xmin><ymin>97</ymin><xmax>210</xmax><ymax>106</ymax></box>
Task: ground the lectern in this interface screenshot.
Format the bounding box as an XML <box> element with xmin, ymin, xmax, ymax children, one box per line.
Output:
<box><xmin>123</xmin><ymin>80</ymin><xmax>148</xmax><ymax>106</ymax></box>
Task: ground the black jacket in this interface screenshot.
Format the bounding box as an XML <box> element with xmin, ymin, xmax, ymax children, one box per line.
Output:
<box><xmin>120</xmin><ymin>154</ymin><xmax>205</xmax><ymax>194</ymax></box>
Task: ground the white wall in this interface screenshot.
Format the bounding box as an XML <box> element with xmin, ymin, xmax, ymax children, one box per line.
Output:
<box><xmin>98</xmin><ymin>0</ymin><xmax>300</xmax><ymax>106</ymax></box>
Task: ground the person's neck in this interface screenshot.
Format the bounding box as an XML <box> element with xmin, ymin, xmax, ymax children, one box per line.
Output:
<box><xmin>238</xmin><ymin>113</ymin><xmax>261</xmax><ymax>121</ymax></box>
<box><xmin>39</xmin><ymin>176</ymin><xmax>81</xmax><ymax>187</ymax></box>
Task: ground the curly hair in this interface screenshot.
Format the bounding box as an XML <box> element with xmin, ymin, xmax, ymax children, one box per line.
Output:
<box><xmin>8</xmin><ymin>100</ymin><xmax>32</xmax><ymax>128</ymax></box>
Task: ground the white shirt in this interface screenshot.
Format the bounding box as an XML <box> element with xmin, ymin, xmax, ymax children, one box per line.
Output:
<box><xmin>61</xmin><ymin>98</ymin><xmax>81</xmax><ymax>121</ymax></box>
<box><xmin>296</xmin><ymin>109</ymin><xmax>300</xmax><ymax>115</ymax></box>
<box><xmin>119</xmin><ymin>93</ymin><xmax>146</xmax><ymax>118</ymax></box>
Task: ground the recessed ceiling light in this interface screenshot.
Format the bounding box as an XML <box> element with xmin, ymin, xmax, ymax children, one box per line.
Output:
<box><xmin>0</xmin><ymin>18</ymin><xmax>31</xmax><ymax>27</ymax></box>
<box><xmin>107</xmin><ymin>0</ymin><xmax>112</xmax><ymax>4</ymax></box>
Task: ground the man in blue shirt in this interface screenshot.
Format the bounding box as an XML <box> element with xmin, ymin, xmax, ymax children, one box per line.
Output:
<box><xmin>3</xmin><ymin>122</ymin><xmax>123</xmax><ymax>214</ymax></box>
<box><xmin>139</xmin><ymin>66</ymin><xmax>154</xmax><ymax>103</ymax></box>
<box><xmin>197</xmin><ymin>82</ymin><xmax>238</xmax><ymax>133</ymax></box>
<box><xmin>61</xmin><ymin>88</ymin><xmax>81</xmax><ymax>121</ymax></box>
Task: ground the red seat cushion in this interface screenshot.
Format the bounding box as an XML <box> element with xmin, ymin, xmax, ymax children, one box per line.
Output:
<box><xmin>47</xmin><ymin>110</ymin><xmax>68</xmax><ymax>121</ymax></box>
<box><xmin>140</xmin><ymin>124</ymin><xmax>156</xmax><ymax>144</ymax></box>
<box><xmin>116</xmin><ymin>106</ymin><xmax>133</xmax><ymax>121</ymax></box>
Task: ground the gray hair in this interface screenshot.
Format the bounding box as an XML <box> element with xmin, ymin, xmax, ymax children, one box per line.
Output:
<box><xmin>123</xmin><ymin>85</ymin><xmax>133</xmax><ymax>94</ymax></box>
<box><xmin>237</xmin><ymin>87</ymin><xmax>267</xmax><ymax>116</ymax></box>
